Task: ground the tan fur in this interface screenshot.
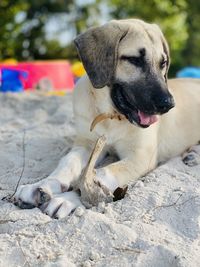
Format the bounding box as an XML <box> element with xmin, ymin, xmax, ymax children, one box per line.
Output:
<box><xmin>74</xmin><ymin>75</ymin><xmax>200</xmax><ymax>187</ymax></box>
<box><xmin>14</xmin><ymin>19</ymin><xmax>200</xmax><ymax>217</ymax></box>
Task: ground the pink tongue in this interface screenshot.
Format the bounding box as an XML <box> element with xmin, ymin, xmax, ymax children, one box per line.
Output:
<box><xmin>138</xmin><ymin>111</ymin><xmax>158</xmax><ymax>126</ymax></box>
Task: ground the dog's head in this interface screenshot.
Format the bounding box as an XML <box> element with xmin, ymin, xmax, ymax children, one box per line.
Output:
<box><xmin>74</xmin><ymin>19</ymin><xmax>175</xmax><ymax>128</ymax></box>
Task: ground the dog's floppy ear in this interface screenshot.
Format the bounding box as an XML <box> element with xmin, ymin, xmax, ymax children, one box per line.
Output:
<box><xmin>74</xmin><ymin>22</ymin><xmax>128</xmax><ymax>88</ymax></box>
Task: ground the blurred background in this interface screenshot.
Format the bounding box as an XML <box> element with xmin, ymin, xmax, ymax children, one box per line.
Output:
<box><xmin>0</xmin><ymin>0</ymin><xmax>200</xmax><ymax>92</ymax></box>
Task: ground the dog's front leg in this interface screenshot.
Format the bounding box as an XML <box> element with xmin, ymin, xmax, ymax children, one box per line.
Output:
<box><xmin>95</xmin><ymin>151</ymin><xmax>157</xmax><ymax>192</ymax></box>
<box><xmin>13</xmin><ymin>141</ymin><xmax>92</xmax><ymax>216</ymax></box>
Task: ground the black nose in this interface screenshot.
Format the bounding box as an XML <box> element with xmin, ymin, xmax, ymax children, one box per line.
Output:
<box><xmin>156</xmin><ymin>95</ymin><xmax>175</xmax><ymax>113</ymax></box>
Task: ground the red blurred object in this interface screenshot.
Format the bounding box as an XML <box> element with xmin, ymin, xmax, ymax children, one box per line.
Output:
<box><xmin>0</xmin><ymin>61</ymin><xmax>74</xmax><ymax>91</ymax></box>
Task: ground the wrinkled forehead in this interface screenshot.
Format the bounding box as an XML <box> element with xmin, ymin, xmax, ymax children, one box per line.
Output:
<box><xmin>118</xmin><ymin>22</ymin><xmax>165</xmax><ymax>59</ymax></box>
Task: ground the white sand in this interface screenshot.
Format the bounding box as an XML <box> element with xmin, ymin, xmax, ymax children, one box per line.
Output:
<box><xmin>0</xmin><ymin>92</ymin><xmax>199</xmax><ymax>267</ymax></box>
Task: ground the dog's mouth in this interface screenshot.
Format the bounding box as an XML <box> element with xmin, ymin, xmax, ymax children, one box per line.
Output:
<box><xmin>111</xmin><ymin>87</ymin><xmax>158</xmax><ymax>128</ymax></box>
<box><xmin>137</xmin><ymin>110</ymin><xmax>158</xmax><ymax>127</ymax></box>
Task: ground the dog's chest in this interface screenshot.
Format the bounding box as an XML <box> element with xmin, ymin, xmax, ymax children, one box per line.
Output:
<box><xmin>93</xmin><ymin>118</ymin><xmax>130</xmax><ymax>145</ymax></box>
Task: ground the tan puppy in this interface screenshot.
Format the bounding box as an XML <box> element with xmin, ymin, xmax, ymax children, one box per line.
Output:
<box><xmin>14</xmin><ymin>19</ymin><xmax>200</xmax><ymax>218</ymax></box>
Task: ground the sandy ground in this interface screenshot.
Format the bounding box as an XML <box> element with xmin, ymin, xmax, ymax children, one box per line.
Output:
<box><xmin>0</xmin><ymin>92</ymin><xmax>200</xmax><ymax>267</ymax></box>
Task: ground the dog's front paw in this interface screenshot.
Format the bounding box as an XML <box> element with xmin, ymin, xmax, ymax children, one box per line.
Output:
<box><xmin>13</xmin><ymin>179</ymin><xmax>65</xmax><ymax>209</ymax></box>
<box><xmin>182</xmin><ymin>145</ymin><xmax>200</xmax><ymax>167</ymax></box>
<box><xmin>40</xmin><ymin>191</ymin><xmax>83</xmax><ymax>219</ymax></box>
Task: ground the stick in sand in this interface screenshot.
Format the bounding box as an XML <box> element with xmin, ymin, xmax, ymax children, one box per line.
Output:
<box><xmin>74</xmin><ymin>134</ymin><xmax>128</xmax><ymax>207</ymax></box>
<box><xmin>74</xmin><ymin>135</ymin><xmax>114</xmax><ymax>207</ymax></box>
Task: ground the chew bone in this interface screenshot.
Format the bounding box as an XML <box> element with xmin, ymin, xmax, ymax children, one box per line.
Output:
<box><xmin>74</xmin><ymin>112</ymin><xmax>128</xmax><ymax>208</ymax></box>
<box><xmin>74</xmin><ymin>135</ymin><xmax>113</xmax><ymax>207</ymax></box>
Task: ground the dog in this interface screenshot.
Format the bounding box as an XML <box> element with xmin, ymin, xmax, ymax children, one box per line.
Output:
<box><xmin>13</xmin><ymin>19</ymin><xmax>200</xmax><ymax>218</ymax></box>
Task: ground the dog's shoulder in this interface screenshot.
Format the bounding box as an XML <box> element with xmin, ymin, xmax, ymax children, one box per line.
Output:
<box><xmin>73</xmin><ymin>75</ymin><xmax>95</xmax><ymax>115</ymax></box>
<box><xmin>73</xmin><ymin>75</ymin><xmax>99</xmax><ymax>138</ymax></box>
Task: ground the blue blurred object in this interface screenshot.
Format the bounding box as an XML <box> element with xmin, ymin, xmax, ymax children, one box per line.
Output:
<box><xmin>0</xmin><ymin>68</ymin><xmax>28</xmax><ymax>92</ymax></box>
<box><xmin>176</xmin><ymin>67</ymin><xmax>200</xmax><ymax>78</ymax></box>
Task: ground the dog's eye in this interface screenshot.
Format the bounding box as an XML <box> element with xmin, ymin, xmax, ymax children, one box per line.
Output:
<box><xmin>160</xmin><ymin>59</ymin><xmax>167</xmax><ymax>69</ymax></box>
<box><xmin>121</xmin><ymin>56</ymin><xmax>144</xmax><ymax>67</ymax></box>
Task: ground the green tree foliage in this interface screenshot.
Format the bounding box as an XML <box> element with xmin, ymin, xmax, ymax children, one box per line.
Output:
<box><xmin>0</xmin><ymin>0</ymin><xmax>28</xmax><ymax>59</ymax></box>
<box><xmin>181</xmin><ymin>0</ymin><xmax>200</xmax><ymax>66</ymax></box>
<box><xmin>0</xmin><ymin>0</ymin><xmax>76</xmax><ymax>60</ymax></box>
<box><xmin>0</xmin><ymin>0</ymin><xmax>98</xmax><ymax>60</ymax></box>
<box><xmin>0</xmin><ymin>0</ymin><xmax>199</xmax><ymax>76</ymax></box>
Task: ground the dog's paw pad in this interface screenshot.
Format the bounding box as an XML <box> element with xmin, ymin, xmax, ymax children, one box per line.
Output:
<box><xmin>113</xmin><ymin>185</ymin><xmax>128</xmax><ymax>201</ymax></box>
<box><xmin>37</xmin><ymin>188</ymin><xmax>51</xmax><ymax>205</ymax></box>
<box><xmin>182</xmin><ymin>151</ymin><xmax>200</xmax><ymax>167</ymax></box>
